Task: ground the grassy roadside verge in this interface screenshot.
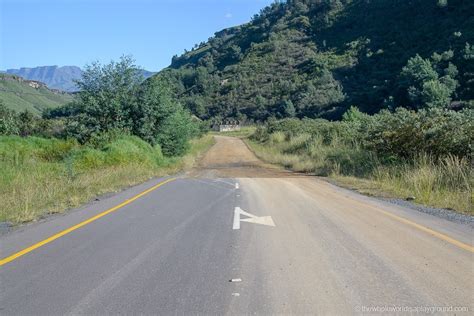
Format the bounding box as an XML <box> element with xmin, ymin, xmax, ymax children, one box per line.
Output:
<box><xmin>245</xmin><ymin>138</ymin><xmax>472</xmax><ymax>215</ymax></box>
<box><xmin>0</xmin><ymin>134</ymin><xmax>215</xmax><ymax>225</ymax></box>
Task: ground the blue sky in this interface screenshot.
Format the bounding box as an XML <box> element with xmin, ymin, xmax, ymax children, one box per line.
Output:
<box><xmin>0</xmin><ymin>0</ymin><xmax>273</xmax><ymax>71</ymax></box>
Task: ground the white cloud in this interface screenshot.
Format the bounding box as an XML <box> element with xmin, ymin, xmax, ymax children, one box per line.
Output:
<box><xmin>224</xmin><ymin>13</ymin><xmax>233</xmax><ymax>19</ymax></box>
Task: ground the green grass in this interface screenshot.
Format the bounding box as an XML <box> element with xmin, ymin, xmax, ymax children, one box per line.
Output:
<box><xmin>246</xmin><ymin>135</ymin><xmax>473</xmax><ymax>215</ymax></box>
<box><xmin>0</xmin><ymin>134</ymin><xmax>215</xmax><ymax>224</ymax></box>
<box><xmin>0</xmin><ymin>74</ymin><xmax>72</xmax><ymax>115</ymax></box>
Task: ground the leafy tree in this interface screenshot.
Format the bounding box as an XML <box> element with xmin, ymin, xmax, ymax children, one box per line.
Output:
<box><xmin>131</xmin><ymin>77</ymin><xmax>176</xmax><ymax>144</ymax></box>
<box><xmin>225</xmin><ymin>45</ymin><xmax>243</xmax><ymax>63</ymax></box>
<box><xmin>400</xmin><ymin>54</ymin><xmax>457</xmax><ymax>109</ymax></box>
<box><xmin>342</xmin><ymin>106</ymin><xmax>368</xmax><ymax>122</ymax></box>
<box><xmin>409</xmin><ymin>55</ymin><xmax>439</xmax><ymax>81</ymax></box>
<box><xmin>279</xmin><ymin>99</ymin><xmax>296</xmax><ymax>117</ymax></box>
<box><xmin>421</xmin><ymin>80</ymin><xmax>452</xmax><ymax>108</ymax></box>
<box><xmin>70</xmin><ymin>55</ymin><xmax>142</xmax><ymax>141</ymax></box>
<box><xmin>460</xmin><ymin>43</ymin><xmax>474</xmax><ymax>99</ymax></box>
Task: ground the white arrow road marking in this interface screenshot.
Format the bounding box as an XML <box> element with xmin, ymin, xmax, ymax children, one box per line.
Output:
<box><xmin>233</xmin><ymin>207</ymin><xmax>275</xmax><ymax>230</ymax></box>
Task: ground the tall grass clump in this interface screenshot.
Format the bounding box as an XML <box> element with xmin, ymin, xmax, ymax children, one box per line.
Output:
<box><xmin>371</xmin><ymin>154</ymin><xmax>471</xmax><ymax>213</ymax></box>
<box><xmin>269</xmin><ymin>131</ymin><xmax>286</xmax><ymax>144</ymax></box>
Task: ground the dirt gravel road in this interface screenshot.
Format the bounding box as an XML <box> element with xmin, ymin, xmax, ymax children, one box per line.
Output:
<box><xmin>188</xmin><ymin>135</ymin><xmax>295</xmax><ymax>178</ymax></box>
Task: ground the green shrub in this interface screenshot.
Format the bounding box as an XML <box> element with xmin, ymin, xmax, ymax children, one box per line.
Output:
<box><xmin>104</xmin><ymin>135</ymin><xmax>163</xmax><ymax>166</ymax></box>
<box><xmin>365</xmin><ymin>108</ymin><xmax>472</xmax><ymax>159</ymax></box>
<box><xmin>156</xmin><ymin>109</ymin><xmax>194</xmax><ymax>156</ymax></box>
<box><xmin>325</xmin><ymin>147</ymin><xmax>379</xmax><ymax>177</ymax></box>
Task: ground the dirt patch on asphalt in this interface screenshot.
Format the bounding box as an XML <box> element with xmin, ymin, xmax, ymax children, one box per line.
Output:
<box><xmin>187</xmin><ymin>136</ymin><xmax>298</xmax><ymax>178</ymax></box>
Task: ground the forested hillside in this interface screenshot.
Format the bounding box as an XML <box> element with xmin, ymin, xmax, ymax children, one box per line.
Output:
<box><xmin>158</xmin><ymin>0</ymin><xmax>474</xmax><ymax>121</ymax></box>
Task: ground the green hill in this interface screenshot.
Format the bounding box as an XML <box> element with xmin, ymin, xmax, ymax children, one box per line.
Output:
<box><xmin>157</xmin><ymin>0</ymin><xmax>474</xmax><ymax>121</ymax></box>
<box><xmin>0</xmin><ymin>73</ymin><xmax>73</xmax><ymax>115</ymax></box>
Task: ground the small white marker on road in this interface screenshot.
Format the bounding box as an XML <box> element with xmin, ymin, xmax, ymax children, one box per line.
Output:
<box><xmin>235</xmin><ymin>182</ymin><xmax>239</xmax><ymax>189</ymax></box>
<box><xmin>232</xmin><ymin>293</ymin><xmax>240</xmax><ymax>297</ymax></box>
<box><xmin>230</xmin><ymin>278</ymin><xmax>242</xmax><ymax>282</ymax></box>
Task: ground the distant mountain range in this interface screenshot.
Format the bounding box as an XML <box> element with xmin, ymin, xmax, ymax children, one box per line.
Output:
<box><xmin>4</xmin><ymin>66</ymin><xmax>155</xmax><ymax>92</ymax></box>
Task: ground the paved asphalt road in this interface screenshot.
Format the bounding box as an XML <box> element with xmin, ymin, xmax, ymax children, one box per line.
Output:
<box><xmin>1</xmin><ymin>136</ymin><xmax>473</xmax><ymax>315</ymax></box>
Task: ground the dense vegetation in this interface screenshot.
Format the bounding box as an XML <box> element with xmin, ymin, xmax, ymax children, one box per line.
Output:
<box><xmin>0</xmin><ymin>74</ymin><xmax>72</xmax><ymax>115</ymax></box>
<box><xmin>0</xmin><ymin>134</ymin><xmax>213</xmax><ymax>224</ymax></box>
<box><xmin>248</xmin><ymin>107</ymin><xmax>473</xmax><ymax>213</ymax></box>
<box><xmin>158</xmin><ymin>0</ymin><xmax>473</xmax><ymax>121</ymax></box>
<box><xmin>3</xmin><ymin>56</ymin><xmax>203</xmax><ymax>156</ymax></box>
<box><xmin>0</xmin><ymin>57</ymin><xmax>208</xmax><ymax>224</ymax></box>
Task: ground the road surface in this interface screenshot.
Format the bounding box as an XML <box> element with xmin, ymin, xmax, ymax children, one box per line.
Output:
<box><xmin>1</xmin><ymin>136</ymin><xmax>473</xmax><ymax>314</ymax></box>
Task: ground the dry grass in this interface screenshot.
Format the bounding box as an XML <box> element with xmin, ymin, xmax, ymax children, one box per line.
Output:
<box><xmin>0</xmin><ymin>135</ymin><xmax>215</xmax><ymax>224</ymax></box>
<box><xmin>246</xmin><ymin>137</ymin><xmax>473</xmax><ymax>215</ymax></box>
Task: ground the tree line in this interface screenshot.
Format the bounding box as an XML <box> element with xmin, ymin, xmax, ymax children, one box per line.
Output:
<box><xmin>1</xmin><ymin>56</ymin><xmax>203</xmax><ymax>156</ymax></box>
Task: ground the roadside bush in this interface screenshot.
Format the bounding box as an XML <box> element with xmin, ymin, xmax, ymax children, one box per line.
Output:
<box><xmin>156</xmin><ymin>109</ymin><xmax>194</xmax><ymax>156</ymax></box>
<box><xmin>365</xmin><ymin>108</ymin><xmax>473</xmax><ymax>159</ymax></box>
<box><xmin>269</xmin><ymin>131</ymin><xmax>286</xmax><ymax>144</ymax></box>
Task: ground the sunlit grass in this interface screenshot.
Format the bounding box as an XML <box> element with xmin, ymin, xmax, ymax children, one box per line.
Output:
<box><xmin>246</xmin><ymin>135</ymin><xmax>472</xmax><ymax>215</ymax></box>
<box><xmin>0</xmin><ymin>134</ymin><xmax>215</xmax><ymax>224</ymax></box>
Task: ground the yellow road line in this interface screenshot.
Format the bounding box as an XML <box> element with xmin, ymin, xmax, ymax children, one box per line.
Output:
<box><xmin>0</xmin><ymin>178</ymin><xmax>176</xmax><ymax>266</ymax></box>
<box><xmin>367</xmin><ymin>204</ymin><xmax>474</xmax><ymax>253</ymax></box>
